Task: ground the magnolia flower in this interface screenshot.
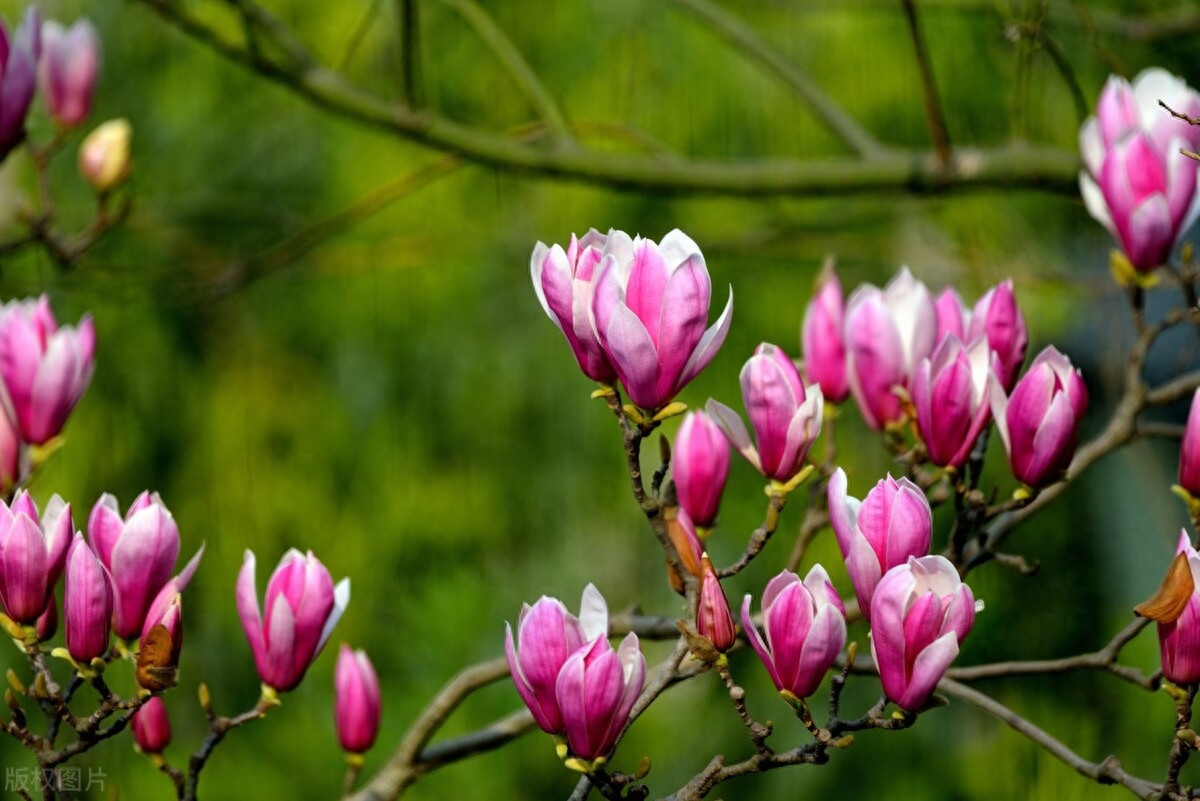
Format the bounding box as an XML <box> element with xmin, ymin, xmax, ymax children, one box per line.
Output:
<box><xmin>991</xmin><ymin>346</ymin><xmax>1088</xmax><ymax>488</ymax></box>
<box><xmin>1079</xmin><ymin>69</ymin><xmax>1200</xmax><ymax>272</ymax></box>
<box><xmin>741</xmin><ymin>565</ymin><xmax>846</xmax><ymax>700</ymax></box>
<box><xmin>505</xmin><ymin>584</ymin><xmax>608</xmax><ymax>735</ymax></box>
<box><xmin>844</xmin><ymin>268</ymin><xmax>937</xmax><ymax>429</ymax></box>
<box><xmin>828</xmin><ymin>468</ymin><xmax>932</xmax><ymax>617</ymax></box>
<box><xmin>531</xmin><ymin>230</ymin><xmax>616</xmax><ymax>383</ymax></box>
<box><xmin>236</xmin><ymin>549</ymin><xmax>350</xmax><ymax>692</ymax></box>
<box><xmin>672</xmin><ymin>411</ymin><xmax>729</xmax><ymax>528</ymax></box>
<box><xmin>335</xmin><ymin>645</ymin><xmax>382</xmax><ymax>754</ymax></box>
<box><xmin>870</xmin><ymin>555</ymin><xmax>976</xmax><ymax>712</ymax></box>
<box><xmin>591</xmin><ymin>229</ymin><xmax>732</xmax><ymax>410</ymax></box>
<box><xmin>910</xmin><ymin>335</ymin><xmax>996</xmax><ymax>469</ymax></box>
<box><xmin>801</xmin><ymin>264</ymin><xmax>849</xmax><ymax>403</ymax></box>
<box><xmin>707</xmin><ymin>343</ymin><xmax>823</xmax><ymax>482</ymax></box>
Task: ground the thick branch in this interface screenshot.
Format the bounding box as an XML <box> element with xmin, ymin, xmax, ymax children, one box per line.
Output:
<box><xmin>134</xmin><ymin>0</ymin><xmax>1080</xmax><ymax>198</ymax></box>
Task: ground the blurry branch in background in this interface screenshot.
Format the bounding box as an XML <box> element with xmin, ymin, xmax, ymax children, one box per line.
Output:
<box><xmin>899</xmin><ymin>0</ymin><xmax>952</xmax><ymax>169</ymax></box>
<box><xmin>133</xmin><ymin>0</ymin><xmax>1080</xmax><ymax>200</ymax></box>
<box><xmin>0</xmin><ymin>134</ymin><xmax>133</xmax><ymax>272</ymax></box>
<box><xmin>204</xmin><ymin>154</ymin><xmax>463</xmax><ymax>299</ymax></box>
<box><xmin>664</xmin><ymin>0</ymin><xmax>885</xmax><ymax>159</ymax></box>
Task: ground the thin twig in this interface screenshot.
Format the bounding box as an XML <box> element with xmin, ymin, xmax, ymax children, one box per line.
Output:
<box><xmin>946</xmin><ymin>616</ymin><xmax>1158</xmax><ymax>690</ymax></box>
<box><xmin>900</xmin><ymin>0</ymin><xmax>952</xmax><ymax>170</ymax></box>
<box><xmin>665</xmin><ymin>0</ymin><xmax>884</xmax><ymax>157</ymax></box>
<box><xmin>436</xmin><ymin>0</ymin><xmax>572</xmax><ymax>142</ymax></box>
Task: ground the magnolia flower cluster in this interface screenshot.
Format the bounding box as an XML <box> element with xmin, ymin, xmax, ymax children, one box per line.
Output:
<box><xmin>531</xmin><ymin>228</ymin><xmax>732</xmax><ymax>410</ymax></box>
<box><xmin>0</xmin><ymin>491</ymin><xmax>198</xmax><ymax>683</ymax></box>
<box><xmin>1080</xmin><ymin>68</ymin><xmax>1200</xmax><ymax>274</ymax></box>
<box><xmin>740</xmin><ymin>473</ymin><xmax>974</xmax><ymax>713</ymax></box>
<box><xmin>0</xmin><ymin>9</ymin><xmax>127</xmax><ymax>192</ymax></box>
<box><xmin>0</xmin><ymin>296</ymin><xmax>96</xmax><ymax>490</ymax></box>
<box><xmin>800</xmin><ymin>265</ymin><xmax>1087</xmax><ymax>487</ymax></box>
<box><xmin>505</xmin><ymin>585</ymin><xmax>646</xmax><ymax>765</ymax></box>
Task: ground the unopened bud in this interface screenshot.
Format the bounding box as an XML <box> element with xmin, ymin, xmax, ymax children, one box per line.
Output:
<box><xmin>6</xmin><ymin>670</ymin><xmax>25</xmax><ymax>695</ymax></box>
<box><xmin>696</xmin><ymin>555</ymin><xmax>736</xmax><ymax>654</ymax></box>
<box><xmin>78</xmin><ymin>119</ymin><xmax>131</xmax><ymax>193</ymax></box>
<box><xmin>6</xmin><ymin>689</ymin><xmax>24</xmax><ymax>729</ymax></box>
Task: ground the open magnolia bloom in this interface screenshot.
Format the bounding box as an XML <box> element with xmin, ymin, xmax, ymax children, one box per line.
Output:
<box><xmin>236</xmin><ymin>549</ymin><xmax>350</xmax><ymax>693</ymax></box>
<box><xmin>844</xmin><ymin>267</ymin><xmax>936</xmax><ymax>430</ymax></box>
<box><xmin>740</xmin><ymin>565</ymin><xmax>846</xmax><ymax>701</ymax></box>
<box><xmin>828</xmin><ymin>468</ymin><xmax>932</xmax><ymax>618</ymax></box>
<box><xmin>707</xmin><ymin>343</ymin><xmax>823</xmax><ymax>484</ymax></box>
<box><xmin>505</xmin><ymin>584</ymin><xmax>609</xmax><ymax>736</ymax></box>
<box><xmin>590</xmin><ymin>229</ymin><xmax>733</xmax><ymax>411</ymax></box>
<box><xmin>1079</xmin><ymin>68</ymin><xmax>1200</xmax><ymax>273</ymax></box>
<box><xmin>870</xmin><ymin>555</ymin><xmax>976</xmax><ymax>712</ymax></box>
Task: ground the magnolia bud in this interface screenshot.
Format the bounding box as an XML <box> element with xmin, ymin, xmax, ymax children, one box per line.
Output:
<box><xmin>78</xmin><ymin>119</ymin><xmax>131</xmax><ymax>193</ymax></box>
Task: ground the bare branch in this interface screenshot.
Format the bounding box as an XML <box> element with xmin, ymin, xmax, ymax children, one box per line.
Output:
<box><xmin>900</xmin><ymin>0</ymin><xmax>952</xmax><ymax>169</ymax></box>
<box><xmin>946</xmin><ymin>617</ymin><xmax>1158</xmax><ymax>690</ymax></box>
<box><xmin>664</xmin><ymin>0</ymin><xmax>885</xmax><ymax>158</ymax></box>
<box><xmin>938</xmin><ymin>677</ymin><xmax>1164</xmax><ymax>799</ymax></box>
<box><xmin>436</xmin><ymin>0</ymin><xmax>571</xmax><ymax>141</ymax></box>
<box><xmin>132</xmin><ymin>0</ymin><xmax>1080</xmax><ymax>198</ymax></box>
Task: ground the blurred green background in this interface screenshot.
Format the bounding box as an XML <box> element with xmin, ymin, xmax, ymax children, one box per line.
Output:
<box><xmin>0</xmin><ymin>0</ymin><xmax>1197</xmax><ymax>798</ymax></box>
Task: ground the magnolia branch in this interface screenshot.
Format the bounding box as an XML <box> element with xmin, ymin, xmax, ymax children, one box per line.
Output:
<box><xmin>971</xmin><ymin>302</ymin><xmax>1197</xmax><ymax>563</ymax></box>
<box><xmin>938</xmin><ymin>677</ymin><xmax>1165</xmax><ymax>799</ymax></box>
<box><xmin>132</xmin><ymin>0</ymin><xmax>1080</xmax><ymax>198</ymax></box>
<box><xmin>946</xmin><ymin>616</ymin><xmax>1158</xmax><ymax>689</ymax></box>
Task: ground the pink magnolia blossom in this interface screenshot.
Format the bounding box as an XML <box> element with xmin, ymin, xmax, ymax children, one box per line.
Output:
<box><xmin>828</xmin><ymin>468</ymin><xmax>932</xmax><ymax>617</ymax></box>
<box><xmin>591</xmin><ymin>229</ymin><xmax>732</xmax><ymax>410</ymax></box>
<box><xmin>236</xmin><ymin>549</ymin><xmax>350</xmax><ymax>692</ymax></box>
<box><xmin>0</xmin><ymin>9</ymin><xmax>40</xmax><ymax>161</ymax></box>
<box><xmin>844</xmin><ymin>268</ymin><xmax>937</xmax><ymax>429</ymax></box>
<box><xmin>505</xmin><ymin>584</ymin><xmax>608</xmax><ymax>735</ymax></box>
<box><xmin>88</xmin><ymin>492</ymin><xmax>203</xmax><ymax>640</ymax></box>
<box><xmin>556</xmin><ymin>632</ymin><xmax>644</xmax><ymax>762</ymax></box>
<box><xmin>0</xmin><ymin>295</ymin><xmax>95</xmax><ymax>445</ymax></box>
<box><xmin>1080</xmin><ymin>69</ymin><xmax>1200</xmax><ymax>272</ymax></box>
<box><xmin>741</xmin><ymin>565</ymin><xmax>846</xmax><ymax>700</ymax></box>
<box><xmin>707</xmin><ymin>343</ymin><xmax>823</xmax><ymax>482</ymax></box>
<box><xmin>697</xmin><ymin>555</ymin><xmax>735</xmax><ymax>653</ymax></box>
<box><xmin>911</xmin><ymin>335</ymin><xmax>997</xmax><ymax>469</ymax></box>
<box><xmin>63</xmin><ymin>534</ymin><xmax>112</xmax><ymax>664</ymax></box>
<box><xmin>672</xmin><ymin>411</ymin><xmax>729</xmax><ymax>528</ymax></box>
<box><xmin>38</xmin><ymin>18</ymin><xmax>99</xmax><ymax>129</ymax></box>
<box><xmin>1156</xmin><ymin>531</ymin><xmax>1200</xmax><ymax>685</ymax></box>
<box><xmin>0</xmin><ymin>492</ymin><xmax>71</xmax><ymax>624</ymax></box>
<box><xmin>531</xmin><ymin>230</ymin><xmax>616</xmax><ymax>383</ymax></box>
<box><xmin>131</xmin><ymin>697</ymin><xmax>171</xmax><ymax>754</ymax></box>
<box><xmin>801</xmin><ymin>265</ymin><xmax>848</xmax><ymax>403</ymax></box>
<box><xmin>966</xmin><ymin>280</ymin><xmax>1028</xmax><ymax>391</ymax></box>
<box><xmin>870</xmin><ymin>555</ymin><xmax>976</xmax><ymax>712</ymax></box>
<box><xmin>991</xmin><ymin>346</ymin><xmax>1088</xmax><ymax>488</ymax></box>
<box><xmin>335</xmin><ymin>645</ymin><xmax>382</xmax><ymax>754</ymax></box>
